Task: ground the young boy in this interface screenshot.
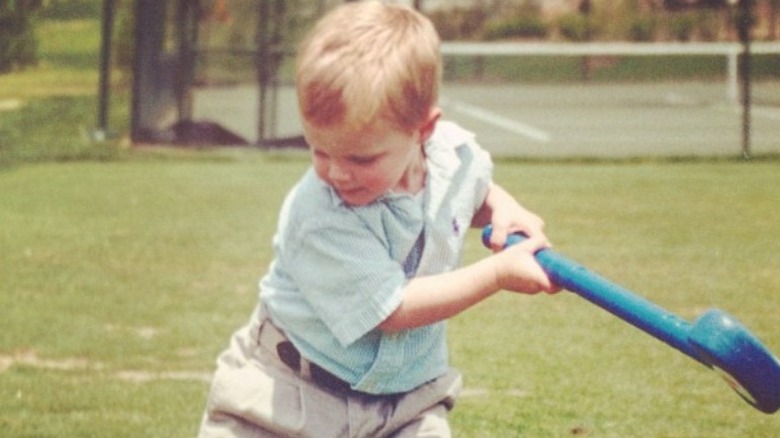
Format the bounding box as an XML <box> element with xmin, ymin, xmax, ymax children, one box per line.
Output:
<box><xmin>198</xmin><ymin>2</ymin><xmax>557</xmax><ymax>437</ymax></box>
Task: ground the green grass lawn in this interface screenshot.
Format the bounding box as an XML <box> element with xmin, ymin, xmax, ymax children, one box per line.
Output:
<box><xmin>0</xmin><ymin>20</ymin><xmax>103</xmax><ymax>100</ymax></box>
<box><xmin>2</xmin><ymin>156</ymin><xmax>779</xmax><ymax>436</ymax></box>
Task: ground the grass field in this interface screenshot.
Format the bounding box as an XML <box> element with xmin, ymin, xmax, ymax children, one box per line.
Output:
<box><xmin>2</xmin><ymin>154</ymin><xmax>780</xmax><ymax>436</ymax></box>
<box><xmin>2</xmin><ymin>16</ymin><xmax>780</xmax><ymax>437</ymax></box>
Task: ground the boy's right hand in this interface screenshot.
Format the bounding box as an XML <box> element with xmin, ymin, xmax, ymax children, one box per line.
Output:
<box><xmin>491</xmin><ymin>235</ymin><xmax>559</xmax><ymax>294</ymax></box>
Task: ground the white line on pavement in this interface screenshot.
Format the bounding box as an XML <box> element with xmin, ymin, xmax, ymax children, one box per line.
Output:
<box><xmin>720</xmin><ymin>103</ymin><xmax>780</xmax><ymax>121</ymax></box>
<box><xmin>751</xmin><ymin>105</ymin><xmax>780</xmax><ymax>121</ymax></box>
<box><xmin>442</xmin><ymin>98</ymin><xmax>551</xmax><ymax>143</ymax></box>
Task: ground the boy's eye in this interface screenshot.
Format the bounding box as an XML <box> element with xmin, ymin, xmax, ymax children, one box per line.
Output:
<box><xmin>348</xmin><ymin>154</ymin><xmax>381</xmax><ymax>165</ymax></box>
<box><xmin>349</xmin><ymin>157</ymin><xmax>375</xmax><ymax>165</ymax></box>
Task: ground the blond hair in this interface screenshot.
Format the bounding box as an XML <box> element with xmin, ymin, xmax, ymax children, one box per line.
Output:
<box><xmin>295</xmin><ymin>1</ymin><xmax>441</xmax><ymax>133</ymax></box>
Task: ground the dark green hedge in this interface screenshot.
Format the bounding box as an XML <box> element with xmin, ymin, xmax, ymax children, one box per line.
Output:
<box><xmin>0</xmin><ymin>0</ymin><xmax>42</xmax><ymax>72</ymax></box>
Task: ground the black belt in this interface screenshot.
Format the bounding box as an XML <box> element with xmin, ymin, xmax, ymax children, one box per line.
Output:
<box><xmin>256</xmin><ymin>314</ymin><xmax>362</xmax><ymax>396</ymax></box>
<box><xmin>274</xmin><ymin>340</ymin><xmax>356</xmax><ymax>395</ymax></box>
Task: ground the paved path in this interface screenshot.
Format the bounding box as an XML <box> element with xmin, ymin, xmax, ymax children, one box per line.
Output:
<box><xmin>193</xmin><ymin>83</ymin><xmax>780</xmax><ymax>158</ymax></box>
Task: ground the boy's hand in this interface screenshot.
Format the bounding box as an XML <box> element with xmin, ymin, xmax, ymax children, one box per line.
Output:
<box><xmin>487</xmin><ymin>203</ymin><xmax>547</xmax><ymax>252</ymax></box>
<box><xmin>491</xmin><ymin>235</ymin><xmax>559</xmax><ymax>294</ymax></box>
<box><xmin>476</xmin><ymin>183</ymin><xmax>548</xmax><ymax>251</ymax></box>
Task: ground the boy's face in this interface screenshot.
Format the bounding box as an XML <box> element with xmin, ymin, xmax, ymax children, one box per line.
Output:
<box><xmin>304</xmin><ymin>118</ymin><xmax>431</xmax><ymax>206</ymax></box>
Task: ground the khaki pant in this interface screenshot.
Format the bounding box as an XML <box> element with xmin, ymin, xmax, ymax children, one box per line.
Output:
<box><xmin>198</xmin><ymin>314</ymin><xmax>462</xmax><ymax>437</ymax></box>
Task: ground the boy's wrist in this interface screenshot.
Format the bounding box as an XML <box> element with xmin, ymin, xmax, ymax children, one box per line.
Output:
<box><xmin>472</xmin><ymin>254</ymin><xmax>503</xmax><ymax>296</ymax></box>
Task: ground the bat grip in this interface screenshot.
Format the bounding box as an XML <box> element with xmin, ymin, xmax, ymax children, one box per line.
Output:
<box><xmin>483</xmin><ymin>226</ymin><xmax>706</xmax><ymax>365</ymax></box>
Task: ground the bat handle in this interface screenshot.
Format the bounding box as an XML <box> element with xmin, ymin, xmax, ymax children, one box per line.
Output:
<box><xmin>482</xmin><ymin>226</ymin><xmax>705</xmax><ymax>365</ymax></box>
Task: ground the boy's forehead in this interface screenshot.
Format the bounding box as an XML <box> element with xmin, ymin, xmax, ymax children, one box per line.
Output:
<box><xmin>304</xmin><ymin>120</ymin><xmax>411</xmax><ymax>154</ymax></box>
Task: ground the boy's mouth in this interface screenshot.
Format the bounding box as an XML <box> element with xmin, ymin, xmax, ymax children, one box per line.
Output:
<box><xmin>334</xmin><ymin>186</ymin><xmax>375</xmax><ymax>205</ymax></box>
<box><xmin>334</xmin><ymin>185</ymin><xmax>363</xmax><ymax>196</ymax></box>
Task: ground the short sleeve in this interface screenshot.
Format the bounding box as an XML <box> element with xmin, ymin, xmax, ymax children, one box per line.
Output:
<box><xmin>282</xmin><ymin>217</ymin><xmax>406</xmax><ymax>347</ymax></box>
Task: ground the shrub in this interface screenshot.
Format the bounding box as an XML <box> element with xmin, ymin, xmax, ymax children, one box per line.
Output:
<box><xmin>670</xmin><ymin>13</ymin><xmax>696</xmax><ymax>42</ymax></box>
<box><xmin>428</xmin><ymin>6</ymin><xmax>488</xmax><ymax>40</ymax></box>
<box><xmin>0</xmin><ymin>0</ymin><xmax>42</xmax><ymax>73</ymax></box>
<box><xmin>628</xmin><ymin>16</ymin><xmax>658</xmax><ymax>42</ymax></box>
<box><xmin>558</xmin><ymin>13</ymin><xmax>591</xmax><ymax>42</ymax></box>
<box><xmin>39</xmin><ymin>0</ymin><xmax>101</xmax><ymax>20</ymax></box>
<box><xmin>483</xmin><ymin>14</ymin><xmax>548</xmax><ymax>41</ymax></box>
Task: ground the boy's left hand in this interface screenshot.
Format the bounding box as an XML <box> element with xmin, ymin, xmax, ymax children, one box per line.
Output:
<box><xmin>487</xmin><ymin>202</ymin><xmax>547</xmax><ymax>251</ymax></box>
<box><xmin>478</xmin><ymin>183</ymin><xmax>549</xmax><ymax>252</ymax></box>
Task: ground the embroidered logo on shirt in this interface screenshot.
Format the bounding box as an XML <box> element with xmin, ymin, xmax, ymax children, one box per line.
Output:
<box><xmin>452</xmin><ymin>218</ymin><xmax>460</xmax><ymax>236</ymax></box>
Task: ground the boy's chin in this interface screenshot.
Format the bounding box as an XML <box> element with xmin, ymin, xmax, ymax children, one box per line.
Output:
<box><xmin>337</xmin><ymin>189</ymin><xmax>379</xmax><ymax>206</ymax></box>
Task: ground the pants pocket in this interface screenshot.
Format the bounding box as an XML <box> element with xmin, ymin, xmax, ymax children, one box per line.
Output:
<box><xmin>207</xmin><ymin>358</ymin><xmax>304</xmax><ymax>436</ymax></box>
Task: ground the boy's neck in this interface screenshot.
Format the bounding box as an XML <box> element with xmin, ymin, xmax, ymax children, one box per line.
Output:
<box><xmin>395</xmin><ymin>148</ymin><xmax>427</xmax><ymax>195</ymax></box>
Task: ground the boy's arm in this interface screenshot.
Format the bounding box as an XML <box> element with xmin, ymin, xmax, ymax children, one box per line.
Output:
<box><xmin>378</xmin><ymin>236</ymin><xmax>556</xmax><ymax>332</ymax></box>
<box><xmin>471</xmin><ymin>182</ymin><xmax>548</xmax><ymax>251</ymax></box>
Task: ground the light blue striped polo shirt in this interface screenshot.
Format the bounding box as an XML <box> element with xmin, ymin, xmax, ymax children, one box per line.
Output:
<box><xmin>260</xmin><ymin>120</ymin><xmax>493</xmax><ymax>394</ymax></box>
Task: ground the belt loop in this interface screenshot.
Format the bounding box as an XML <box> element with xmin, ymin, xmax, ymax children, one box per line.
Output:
<box><xmin>299</xmin><ymin>358</ymin><xmax>312</xmax><ymax>379</ymax></box>
<box><xmin>256</xmin><ymin>323</ymin><xmax>264</xmax><ymax>347</ymax></box>
<box><xmin>256</xmin><ymin>305</ymin><xmax>269</xmax><ymax>347</ymax></box>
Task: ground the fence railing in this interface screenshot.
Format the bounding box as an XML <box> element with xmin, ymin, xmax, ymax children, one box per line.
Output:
<box><xmin>440</xmin><ymin>42</ymin><xmax>780</xmax><ymax>102</ymax></box>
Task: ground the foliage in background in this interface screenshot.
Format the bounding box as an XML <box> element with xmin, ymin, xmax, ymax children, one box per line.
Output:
<box><xmin>556</xmin><ymin>12</ymin><xmax>592</xmax><ymax>42</ymax></box>
<box><xmin>627</xmin><ymin>15</ymin><xmax>657</xmax><ymax>42</ymax></box>
<box><xmin>0</xmin><ymin>0</ymin><xmax>42</xmax><ymax>73</ymax></box>
<box><xmin>425</xmin><ymin>0</ymin><xmax>770</xmax><ymax>42</ymax></box>
<box><xmin>483</xmin><ymin>12</ymin><xmax>549</xmax><ymax>40</ymax></box>
<box><xmin>112</xmin><ymin>0</ymin><xmax>133</xmax><ymax>72</ymax></box>
<box><xmin>0</xmin><ymin>18</ymin><xmax>126</xmax><ymax>167</ymax></box>
<box><xmin>38</xmin><ymin>0</ymin><xmax>100</xmax><ymax>20</ymax></box>
<box><xmin>428</xmin><ymin>6</ymin><xmax>488</xmax><ymax>41</ymax></box>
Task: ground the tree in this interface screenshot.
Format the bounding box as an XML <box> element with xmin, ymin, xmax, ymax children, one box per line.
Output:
<box><xmin>769</xmin><ymin>0</ymin><xmax>779</xmax><ymax>40</ymax></box>
<box><xmin>663</xmin><ymin>0</ymin><xmax>732</xmax><ymax>10</ymax></box>
<box><xmin>0</xmin><ymin>0</ymin><xmax>42</xmax><ymax>73</ymax></box>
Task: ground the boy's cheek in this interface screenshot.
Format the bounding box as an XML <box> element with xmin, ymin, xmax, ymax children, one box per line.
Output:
<box><xmin>353</xmin><ymin>171</ymin><xmax>389</xmax><ymax>191</ymax></box>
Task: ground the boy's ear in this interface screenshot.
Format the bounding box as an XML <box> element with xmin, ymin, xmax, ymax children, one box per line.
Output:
<box><xmin>417</xmin><ymin>106</ymin><xmax>442</xmax><ymax>144</ymax></box>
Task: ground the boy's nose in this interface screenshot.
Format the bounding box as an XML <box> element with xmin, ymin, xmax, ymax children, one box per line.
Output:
<box><xmin>327</xmin><ymin>162</ymin><xmax>350</xmax><ymax>182</ymax></box>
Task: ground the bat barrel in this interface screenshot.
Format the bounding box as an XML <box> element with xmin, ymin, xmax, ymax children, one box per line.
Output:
<box><xmin>689</xmin><ymin>309</ymin><xmax>780</xmax><ymax>414</ymax></box>
<box><xmin>533</xmin><ymin>246</ymin><xmax>706</xmax><ymax>363</ymax></box>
